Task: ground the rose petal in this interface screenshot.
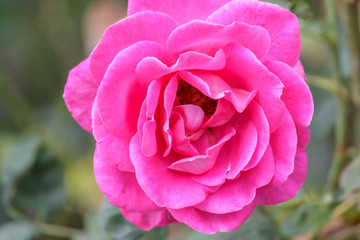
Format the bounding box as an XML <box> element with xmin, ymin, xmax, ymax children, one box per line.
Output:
<box><xmin>179</xmin><ymin>71</ymin><xmax>257</xmax><ymax>113</ymax></box>
<box><xmin>96</xmin><ymin>41</ymin><xmax>171</xmax><ymax>136</ymax></box>
<box><xmin>128</xmin><ymin>0</ymin><xmax>231</xmax><ymax>25</ymax></box>
<box><xmin>92</xmin><ymin>101</ymin><xmax>134</xmax><ymax>172</ymax></box>
<box><xmin>121</xmin><ymin>208</ymin><xmax>176</xmax><ymax>231</ymax></box>
<box><xmin>136</xmin><ymin>49</ymin><xmax>226</xmax><ymax>85</ymax></box>
<box><xmin>195</xmin><ymin>146</ymin><xmax>274</xmax><ymax>214</ymax></box>
<box><xmin>202</xmin><ymin>98</ymin><xmax>236</xmax><ymax>128</ymax></box>
<box><xmin>269</xmin><ymin>109</ymin><xmax>297</xmax><ymax>186</ymax></box>
<box><xmin>94</xmin><ymin>146</ymin><xmax>160</xmax><ymax>211</ymax></box>
<box><xmin>265</xmin><ymin>60</ymin><xmax>313</xmax><ymax>127</ymax></box>
<box><xmin>130</xmin><ymin>134</ymin><xmax>212</xmax><ymax>209</ymax></box>
<box><xmin>169</xmin><ymin>125</ymin><xmax>236</xmax><ymax>175</ymax></box>
<box><xmin>169</xmin><ymin>202</ymin><xmax>256</xmax><ymax>234</ymax></box>
<box><xmin>257</xmin><ymin>149</ymin><xmax>307</xmax><ymax>205</ymax></box>
<box><xmin>90</xmin><ymin>11</ymin><xmax>178</xmax><ymax>83</ymax></box>
<box><xmin>208</xmin><ymin>0</ymin><xmax>301</xmax><ymax>67</ymax></box>
<box><xmin>226</xmin><ymin>114</ymin><xmax>258</xmax><ymax>179</ymax></box>
<box><xmin>167</xmin><ymin>20</ymin><xmax>271</xmax><ymax>59</ymax></box>
<box><xmin>294</xmin><ymin>61</ymin><xmax>307</xmax><ymax>81</ymax></box>
<box><xmin>221</xmin><ymin>43</ymin><xmax>284</xmax><ymax>132</ymax></box>
<box><xmin>63</xmin><ymin>58</ymin><xmax>98</xmax><ymax>132</ymax></box>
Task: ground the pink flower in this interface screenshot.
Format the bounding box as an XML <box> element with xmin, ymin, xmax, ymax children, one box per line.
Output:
<box><xmin>63</xmin><ymin>0</ymin><xmax>313</xmax><ymax>234</ymax></box>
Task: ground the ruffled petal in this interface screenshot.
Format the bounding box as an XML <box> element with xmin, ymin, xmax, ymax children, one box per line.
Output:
<box><xmin>94</xmin><ymin>147</ymin><xmax>160</xmax><ymax>211</ymax></box>
<box><xmin>167</xmin><ymin>20</ymin><xmax>270</xmax><ymax>59</ymax></box>
<box><xmin>63</xmin><ymin>58</ymin><xmax>98</xmax><ymax>132</ymax></box>
<box><xmin>136</xmin><ymin>49</ymin><xmax>226</xmax><ymax>85</ymax></box>
<box><xmin>128</xmin><ymin>0</ymin><xmax>231</xmax><ymax>25</ymax></box>
<box><xmin>179</xmin><ymin>71</ymin><xmax>257</xmax><ymax>113</ymax></box>
<box><xmin>208</xmin><ymin>0</ymin><xmax>301</xmax><ymax>67</ymax></box>
<box><xmin>169</xmin><ymin>202</ymin><xmax>256</xmax><ymax>234</ymax></box>
<box><xmin>121</xmin><ymin>208</ymin><xmax>176</xmax><ymax>231</ymax></box>
<box><xmin>96</xmin><ymin>41</ymin><xmax>172</xmax><ymax>136</ymax></box>
<box><xmin>265</xmin><ymin>60</ymin><xmax>313</xmax><ymax>127</ymax></box>
<box><xmin>221</xmin><ymin>43</ymin><xmax>284</xmax><ymax>132</ymax></box>
<box><xmin>129</xmin><ymin>134</ymin><xmax>212</xmax><ymax>209</ymax></box>
<box><xmin>90</xmin><ymin>11</ymin><xmax>178</xmax><ymax>83</ymax></box>
<box><xmin>195</xmin><ymin>146</ymin><xmax>274</xmax><ymax>214</ymax></box>
<box><xmin>169</xmin><ymin>125</ymin><xmax>236</xmax><ymax>175</ymax></box>
<box><xmin>256</xmin><ymin>149</ymin><xmax>307</xmax><ymax>205</ymax></box>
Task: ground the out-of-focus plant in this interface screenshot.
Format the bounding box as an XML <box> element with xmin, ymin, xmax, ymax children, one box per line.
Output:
<box><xmin>1</xmin><ymin>0</ymin><xmax>360</xmax><ymax>239</ymax></box>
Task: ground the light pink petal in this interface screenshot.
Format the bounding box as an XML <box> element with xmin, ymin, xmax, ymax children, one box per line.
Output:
<box><xmin>169</xmin><ymin>202</ymin><xmax>256</xmax><ymax>234</ymax></box>
<box><xmin>257</xmin><ymin>149</ymin><xmax>307</xmax><ymax>205</ymax></box>
<box><xmin>167</xmin><ymin>20</ymin><xmax>270</xmax><ymax>59</ymax></box>
<box><xmin>94</xmin><ymin>146</ymin><xmax>160</xmax><ymax>211</ymax></box>
<box><xmin>129</xmin><ymin>134</ymin><xmax>212</xmax><ymax>209</ymax></box>
<box><xmin>221</xmin><ymin>44</ymin><xmax>284</xmax><ymax>132</ymax></box>
<box><xmin>136</xmin><ymin>49</ymin><xmax>226</xmax><ymax>85</ymax></box>
<box><xmin>161</xmin><ymin>74</ymin><xmax>179</xmax><ymax>156</ymax></box>
<box><xmin>128</xmin><ymin>0</ymin><xmax>231</xmax><ymax>25</ymax></box>
<box><xmin>294</xmin><ymin>61</ymin><xmax>307</xmax><ymax>81</ymax></box>
<box><xmin>89</xmin><ymin>11</ymin><xmax>178</xmax><ymax>83</ymax></box>
<box><xmin>196</xmin><ymin>146</ymin><xmax>274</xmax><ymax>214</ymax></box>
<box><xmin>226</xmin><ymin>114</ymin><xmax>258</xmax><ymax>179</ymax></box>
<box><xmin>137</xmin><ymin>79</ymin><xmax>163</xmax><ymax>157</ymax></box>
<box><xmin>208</xmin><ymin>0</ymin><xmax>301</xmax><ymax>67</ymax></box>
<box><xmin>92</xmin><ymin>102</ymin><xmax>134</xmax><ymax>172</ymax></box>
<box><xmin>265</xmin><ymin>60</ymin><xmax>313</xmax><ymax>127</ymax></box>
<box><xmin>169</xmin><ymin>125</ymin><xmax>236</xmax><ymax>175</ymax></box>
<box><xmin>169</xmin><ymin>111</ymin><xmax>199</xmax><ymax>156</ymax></box>
<box><xmin>179</xmin><ymin>71</ymin><xmax>257</xmax><ymax>113</ymax></box>
<box><xmin>242</xmin><ymin>102</ymin><xmax>270</xmax><ymax>171</ymax></box>
<box><xmin>268</xmin><ymin>109</ymin><xmax>297</xmax><ymax>186</ymax></box>
<box><xmin>63</xmin><ymin>58</ymin><xmax>98</xmax><ymax>132</ymax></box>
<box><xmin>173</xmin><ymin>105</ymin><xmax>204</xmax><ymax>133</ymax></box>
<box><xmin>297</xmin><ymin>125</ymin><xmax>311</xmax><ymax>150</ymax></box>
<box><xmin>202</xmin><ymin>98</ymin><xmax>236</xmax><ymax>128</ymax></box>
<box><xmin>121</xmin><ymin>208</ymin><xmax>176</xmax><ymax>231</ymax></box>
<box><xmin>96</xmin><ymin>41</ymin><xmax>171</xmax><ymax>136</ymax></box>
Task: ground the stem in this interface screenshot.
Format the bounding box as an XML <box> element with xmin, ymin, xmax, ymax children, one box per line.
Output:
<box><xmin>6</xmin><ymin>206</ymin><xmax>83</xmax><ymax>239</ymax></box>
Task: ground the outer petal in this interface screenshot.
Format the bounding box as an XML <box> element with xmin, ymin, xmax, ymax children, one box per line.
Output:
<box><xmin>265</xmin><ymin>60</ymin><xmax>313</xmax><ymax>127</ymax></box>
<box><xmin>269</xmin><ymin>109</ymin><xmax>297</xmax><ymax>186</ymax></box>
<box><xmin>167</xmin><ymin>20</ymin><xmax>271</xmax><ymax>59</ymax></box>
<box><xmin>208</xmin><ymin>0</ymin><xmax>301</xmax><ymax>67</ymax></box>
<box><xmin>96</xmin><ymin>41</ymin><xmax>172</xmax><ymax>136</ymax></box>
<box><xmin>94</xmin><ymin>147</ymin><xmax>160</xmax><ymax>211</ymax></box>
<box><xmin>92</xmin><ymin>102</ymin><xmax>135</xmax><ymax>172</ymax></box>
<box><xmin>294</xmin><ymin>61</ymin><xmax>307</xmax><ymax>81</ymax></box>
<box><xmin>129</xmin><ymin>134</ymin><xmax>212</xmax><ymax>209</ymax></box>
<box><xmin>121</xmin><ymin>208</ymin><xmax>176</xmax><ymax>231</ymax></box>
<box><xmin>63</xmin><ymin>58</ymin><xmax>98</xmax><ymax>132</ymax></box>
<box><xmin>90</xmin><ymin>11</ymin><xmax>178</xmax><ymax>83</ymax></box>
<box><xmin>257</xmin><ymin>149</ymin><xmax>307</xmax><ymax>205</ymax></box>
<box><xmin>221</xmin><ymin>43</ymin><xmax>284</xmax><ymax>133</ymax></box>
<box><xmin>128</xmin><ymin>0</ymin><xmax>231</xmax><ymax>25</ymax></box>
<box><xmin>195</xmin><ymin>146</ymin><xmax>274</xmax><ymax>214</ymax></box>
<box><xmin>169</xmin><ymin>202</ymin><xmax>256</xmax><ymax>234</ymax></box>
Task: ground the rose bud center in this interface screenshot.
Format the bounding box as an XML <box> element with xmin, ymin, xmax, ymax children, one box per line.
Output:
<box><xmin>177</xmin><ymin>79</ymin><xmax>218</xmax><ymax>117</ymax></box>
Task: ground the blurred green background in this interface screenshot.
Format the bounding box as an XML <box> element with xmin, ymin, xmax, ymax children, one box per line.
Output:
<box><xmin>1</xmin><ymin>0</ymin><xmax>359</xmax><ymax>239</ymax></box>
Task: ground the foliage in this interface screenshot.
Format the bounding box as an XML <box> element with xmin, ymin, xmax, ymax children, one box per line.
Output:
<box><xmin>1</xmin><ymin>0</ymin><xmax>360</xmax><ymax>239</ymax></box>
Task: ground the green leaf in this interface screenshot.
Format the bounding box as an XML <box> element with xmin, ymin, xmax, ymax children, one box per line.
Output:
<box><xmin>10</xmin><ymin>148</ymin><xmax>65</xmax><ymax>219</ymax></box>
<box><xmin>279</xmin><ymin>201</ymin><xmax>331</xmax><ymax>238</ymax></box>
<box><xmin>340</xmin><ymin>155</ymin><xmax>360</xmax><ymax>193</ymax></box>
<box><xmin>184</xmin><ymin>208</ymin><xmax>280</xmax><ymax>240</ymax></box>
<box><xmin>73</xmin><ymin>200</ymin><xmax>168</xmax><ymax>240</ymax></box>
<box><xmin>0</xmin><ymin>136</ymin><xmax>41</xmax><ymax>189</ymax></box>
<box><xmin>0</xmin><ymin>221</ymin><xmax>37</xmax><ymax>240</ymax></box>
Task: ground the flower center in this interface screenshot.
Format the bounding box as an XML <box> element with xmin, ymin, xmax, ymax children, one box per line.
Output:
<box><xmin>177</xmin><ymin>79</ymin><xmax>218</xmax><ymax>117</ymax></box>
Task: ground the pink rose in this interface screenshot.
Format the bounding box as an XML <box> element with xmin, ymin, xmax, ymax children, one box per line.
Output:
<box><xmin>63</xmin><ymin>0</ymin><xmax>313</xmax><ymax>234</ymax></box>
